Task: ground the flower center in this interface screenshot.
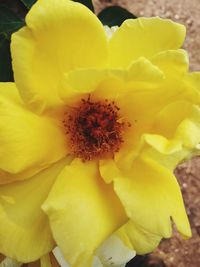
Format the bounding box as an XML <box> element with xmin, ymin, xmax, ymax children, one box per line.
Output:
<box><xmin>63</xmin><ymin>96</ymin><xmax>130</xmax><ymax>161</ymax></box>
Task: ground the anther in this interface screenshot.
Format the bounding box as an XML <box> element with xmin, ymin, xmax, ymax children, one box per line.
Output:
<box><xmin>63</xmin><ymin>97</ymin><xmax>131</xmax><ymax>161</ymax></box>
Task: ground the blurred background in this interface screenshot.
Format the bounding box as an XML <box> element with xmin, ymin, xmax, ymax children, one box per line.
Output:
<box><xmin>0</xmin><ymin>0</ymin><xmax>200</xmax><ymax>266</ymax></box>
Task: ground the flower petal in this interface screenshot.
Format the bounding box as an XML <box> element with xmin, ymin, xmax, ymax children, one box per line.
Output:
<box><xmin>11</xmin><ymin>0</ymin><xmax>108</xmax><ymax>113</ymax></box>
<box><xmin>151</xmin><ymin>102</ymin><xmax>200</xmax><ymax>150</ymax></box>
<box><xmin>61</xmin><ymin>57</ymin><xmax>164</xmax><ymax>107</ymax></box>
<box><xmin>186</xmin><ymin>72</ymin><xmax>200</xmax><ymax>90</ymax></box>
<box><xmin>142</xmin><ymin>147</ymin><xmax>191</xmax><ymax>172</ymax></box>
<box><xmin>52</xmin><ymin>247</ymin><xmax>70</xmax><ymax>267</ymax></box>
<box><xmin>151</xmin><ymin>49</ymin><xmax>189</xmax><ymax>75</ymax></box>
<box><xmin>95</xmin><ymin>235</ymin><xmax>135</xmax><ymax>267</ymax></box>
<box><xmin>60</xmin><ymin>59</ymin><xmax>165</xmax><ymax>173</ymax></box>
<box><xmin>0</xmin><ymin>157</ymin><xmax>70</xmax><ymax>262</ymax></box>
<box><xmin>0</xmin><ymin>258</ymin><xmax>21</xmax><ymax>267</ymax></box>
<box><xmin>60</xmin><ymin>68</ymin><xmax>124</xmax><ymax>105</ymax></box>
<box><xmin>42</xmin><ymin>159</ymin><xmax>127</xmax><ymax>267</ymax></box>
<box><xmin>109</xmin><ymin>17</ymin><xmax>185</xmax><ymax>68</ymax></box>
<box><xmin>143</xmin><ymin>134</ymin><xmax>182</xmax><ymax>154</ymax></box>
<box><xmin>0</xmin><ymin>83</ymin><xmax>67</xmax><ymax>182</ymax></box>
<box><xmin>40</xmin><ymin>254</ymin><xmax>52</xmax><ymax>267</ymax></box>
<box><xmin>115</xmin><ymin>62</ymin><xmax>200</xmax><ymax>172</ymax></box>
<box><xmin>99</xmin><ymin>159</ymin><xmax>121</xmax><ymax>184</ymax></box>
<box><xmin>113</xmin><ymin>59</ymin><xmax>165</xmax><ymax>171</ymax></box>
<box><xmin>116</xmin><ymin>220</ymin><xmax>162</xmax><ymax>255</ymax></box>
<box><xmin>114</xmin><ymin>155</ymin><xmax>191</xmax><ymax>238</ymax></box>
<box><xmin>175</xmin><ymin>105</ymin><xmax>200</xmax><ymax>148</ymax></box>
<box><xmin>153</xmin><ymin>101</ymin><xmax>195</xmax><ymax>138</ymax></box>
<box><xmin>53</xmin><ymin>239</ymin><xmax>135</xmax><ymax>267</ymax></box>
<box><xmin>138</xmin><ymin>102</ymin><xmax>200</xmax><ymax>171</ymax></box>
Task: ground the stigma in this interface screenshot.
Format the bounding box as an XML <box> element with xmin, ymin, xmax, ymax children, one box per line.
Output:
<box><xmin>63</xmin><ymin>96</ymin><xmax>130</xmax><ymax>161</ymax></box>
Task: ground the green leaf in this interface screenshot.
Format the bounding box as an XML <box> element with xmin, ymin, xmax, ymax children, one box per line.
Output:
<box><xmin>20</xmin><ymin>0</ymin><xmax>37</xmax><ymax>9</ymax></box>
<box><xmin>0</xmin><ymin>5</ymin><xmax>24</xmax><ymax>36</ymax></box>
<box><xmin>73</xmin><ymin>0</ymin><xmax>94</xmax><ymax>12</ymax></box>
<box><xmin>0</xmin><ymin>5</ymin><xmax>25</xmax><ymax>82</ymax></box>
<box><xmin>98</xmin><ymin>6</ymin><xmax>137</xmax><ymax>27</ymax></box>
<box><xmin>0</xmin><ymin>34</ymin><xmax>14</xmax><ymax>82</ymax></box>
<box><xmin>21</xmin><ymin>0</ymin><xmax>94</xmax><ymax>11</ymax></box>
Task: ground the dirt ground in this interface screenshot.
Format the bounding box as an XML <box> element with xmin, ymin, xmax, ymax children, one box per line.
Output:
<box><xmin>94</xmin><ymin>1</ymin><xmax>200</xmax><ymax>266</ymax></box>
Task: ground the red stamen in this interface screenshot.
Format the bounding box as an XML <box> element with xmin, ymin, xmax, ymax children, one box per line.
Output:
<box><xmin>63</xmin><ymin>96</ymin><xmax>131</xmax><ymax>161</ymax></box>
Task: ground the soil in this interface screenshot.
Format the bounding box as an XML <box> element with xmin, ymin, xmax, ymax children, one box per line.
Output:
<box><xmin>94</xmin><ymin>1</ymin><xmax>200</xmax><ymax>266</ymax></box>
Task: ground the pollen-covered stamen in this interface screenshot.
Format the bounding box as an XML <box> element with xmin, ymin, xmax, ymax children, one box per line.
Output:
<box><xmin>63</xmin><ymin>96</ymin><xmax>131</xmax><ymax>161</ymax></box>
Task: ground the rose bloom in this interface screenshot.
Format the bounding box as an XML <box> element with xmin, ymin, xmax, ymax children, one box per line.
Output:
<box><xmin>0</xmin><ymin>0</ymin><xmax>200</xmax><ymax>266</ymax></box>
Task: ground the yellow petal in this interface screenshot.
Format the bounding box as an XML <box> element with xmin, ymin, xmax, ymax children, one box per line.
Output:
<box><xmin>186</xmin><ymin>72</ymin><xmax>200</xmax><ymax>91</ymax></box>
<box><xmin>11</xmin><ymin>0</ymin><xmax>108</xmax><ymax>113</ymax></box>
<box><xmin>109</xmin><ymin>17</ymin><xmax>185</xmax><ymax>68</ymax></box>
<box><xmin>113</xmin><ymin>59</ymin><xmax>165</xmax><ymax>171</ymax></box>
<box><xmin>60</xmin><ymin>68</ymin><xmax>124</xmax><ymax>105</ymax></box>
<box><xmin>42</xmin><ymin>159</ymin><xmax>127</xmax><ymax>267</ymax></box>
<box><xmin>153</xmin><ymin>100</ymin><xmax>194</xmax><ymax>138</ymax></box>
<box><xmin>151</xmin><ymin>49</ymin><xmax>189</xmax><ymax>75</ymax></box>
<box><xmin>60</xmin><ymin>56</ymin><xmax>164</xmax><ymax>105</ymax></box>
<box><xmin>175</xmin><ymin>105</ymin><xmax>200</xmax><ymax>148</ymax></box>
<box><xmin>138</xmin><ymin>102</ymin><xmax>200</xmax><ymax>171</ymax></box>
<box><xmin>0</xmin><ymin>83</ymin><xmax>67</xmax><ymax>181</ymax></box>
<box><xmin>115</xmin><ymin>64</ymin><xmax>200</xmax><ymax>172</ymax></box>
<box><xmin>143</xmin><ymin>134</ymin><xmax>182</xmax><ymax>154</ymax></box>
<box><xmin>114</xmin><ymin>155</ymin><xmax>191</xmax><ymax>238</ymax></box>
<box><xmin>152</xmin><ymin>101</ymin><xmax>200</xmax><ymax>149</ymax></box>
<box><xmin>0</xmin><ymin>157</ymin><xmax>70</xmax><ymax>262</ymax></box>
<box><xmin>99</xmin><ymin>159</ymin><xmax>121</xmax><ymax>184</ymax></box>
<box><xmin>125</xmin><ymin>57</ymin><xmax>164</xmax><ymax>82</ymax></box>
<box><xmin>142</xmin><ymin>146</ymin><xmax>191</xmax><ymax>171</ymax></box>
<box><xmin>116</xmin><ymin>220</ymin><xmax>162</xmax><ymax>255</ymax></box>
<box><xmin>116</xmin><ymin>60</ymin><xmax>164</xmax><ymax>125</ymax></box>
<box><xmin>57</xmin><ymin>59</ymin><xmax>164</xmax><ymax>175</ymax></box>
<box><xmin>40</xmin><ymin>254</ymin><xmax>52</xmax><ymax>267</ymax></box>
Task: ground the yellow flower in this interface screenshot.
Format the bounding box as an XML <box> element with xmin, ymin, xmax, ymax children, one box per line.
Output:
<box><xmin>0</xmin><ymin>0</ymin><xmax>200</xmax><ymax>266</ymax></box>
